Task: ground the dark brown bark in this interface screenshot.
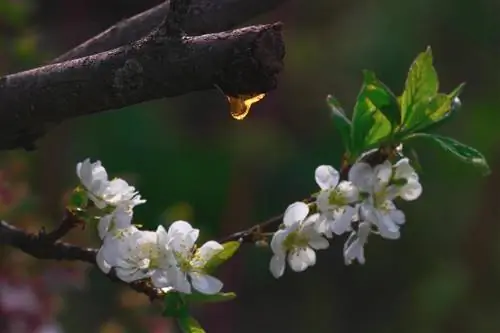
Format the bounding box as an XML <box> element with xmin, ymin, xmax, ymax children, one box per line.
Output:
<box><xmin>0</xmin><ymin>23</ymin><xmax>284</xmax><ymax>150</ymax></box>
<box><xmin>53</xmin><ymin>0</ymin><xmax>289</xmax><ymax>63</ymax></box>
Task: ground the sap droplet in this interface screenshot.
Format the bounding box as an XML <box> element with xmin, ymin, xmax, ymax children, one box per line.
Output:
<box><xmin>227</xmin><ymin>93</ymin><xmax>266</xmax><ymax>120</ymax></box>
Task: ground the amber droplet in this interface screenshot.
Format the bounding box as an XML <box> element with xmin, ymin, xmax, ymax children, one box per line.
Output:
<box><xmin>227</xmin><ymin>93</ymin><xmax>266</xmax><ymax>120</ymax></box>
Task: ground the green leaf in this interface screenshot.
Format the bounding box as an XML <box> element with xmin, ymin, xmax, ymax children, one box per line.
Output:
<box><xmin>406</xmin><ymin>133</ymin><xmax>490</xmax><ymax>175</ymax></box>
<box><xmin>400</xmin><ymin>83</ymin><xmax>466</xmax><ymax>136</ymax></box>
<box><xmin>177</xmin><ymin>315</ymin><xmax>206</xmax><ymax>333</ymax></box>
<box><xmin>417</xmin><ymin>83</ymin><xmax>465</xmax><ymax>133</ymax></box>
<box><xmin>326</xmin><ymin>94</ymin><xmax>352</xmax><ymax>152</ymax></box>
<box><xmin>401</xmin><ymin>47</ymin><xmax>439</xmax><ymax>122</ymax></box>
<box><xmin>163</xmin><ymin>292</ymin><xmax>188</xmax><ymax>318</ymax></box>
<box><xmin>204</xmin><ymin>241</ymin><xmax>240</xmax><ymax>273</ymax></box>
<box><xmin>185</xmin><ymin>292</ymin><xmax>236</xmax><ymax>304</ymax></box>
<box><xmin>351</xmin><ymin>73</ymin><xmax>392</xmax><ymax>156</ymax></box>
<box><xmin>361</xmin><ymin>70</ymin><xmax>401</xmax><ymax>125</ymax></box>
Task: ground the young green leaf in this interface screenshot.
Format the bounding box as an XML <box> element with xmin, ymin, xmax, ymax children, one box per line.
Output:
<box><xmin>326</xmin><ymin>94</ymin><xmax>352</xmax><ymax>152</ymax></box>
<box><xmin>405</xmin><ymin>133</ymin><xmax>490</xmax><ymax>175</ymax></box>
<box><xmin>163</xmin><ymin>292</ymin><xmax>188</xmax><ymax>318</ymax></box>
<box><xmin>399</xmin><ymin>83</ymin><xmax>466</xmax><ymax>137</ymax></box>
<box><xmin>415</xmin><ymin>83</ymin><xmax>465</xmax><ymax>133</ymax></box>
<box><xmin>351</xmin><ymin>74</ymin><xmax>392</xmax><ymax>156</ymax></box>
<box><xmin>184</xmin><ymin>292</ymin><xmax>236</xmax><ymax>304</ymax></box>
<box><xmin>177</xmin><ymin>315</ymin><xmax>206</xmax><ymax>333</ymax></box>
<box><xmin>400</xmin><ymin>47</ymin><xmax>439</xmax><ymax>122</ymax></box>
<box><xmin>204</xmin><ymin>241</ymin><xmax>240</xmax><ymax>273</ymax></box>
<box><xmin>362</xmin><ymin>70</ymin><xmax>401</xmax><ymax>125</ymax></box>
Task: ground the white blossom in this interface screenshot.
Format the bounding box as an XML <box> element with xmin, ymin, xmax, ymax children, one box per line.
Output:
<box><xmin>96</xmin><ymin>226</ymin><xmax>168</xmax><ymax>283</ymax></box>
<box><xmin>314</xmin><ymin>165</ymin><xmax>359</xmax><ymax>237</ymax></box>
<box><xmin>269</xmin><ymin>202</ymin><xmax>329</xmax><ymax>278</ymax></box>
<box><xmin>76</xmin><ymin>158</ymin><xmax>146</xmax><ymax>210</ymax></box>
<box><xmin>153</xmin><ymin>221</ymin><xmax>224</xmax><ymax>295</ymax></box>
<box><xmin>348</xmin><ymin>158</ymin><xmax>421</xmax><ymax>240</ymax></box>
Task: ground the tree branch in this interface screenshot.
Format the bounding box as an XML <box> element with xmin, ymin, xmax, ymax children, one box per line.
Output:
<box><xmin>52</xmin><ymin>0</ymin><xmax>289</xmax><ymax>63</ymax></box>
<box><xmin>159</xmin><ymin>0</ymin><xmax>193</xmax><ymax>37</ymax></box>
<box><xmin>0</xmin><ymin>23</ymin><xmax>284</xmax><ymax>150</ymax></box>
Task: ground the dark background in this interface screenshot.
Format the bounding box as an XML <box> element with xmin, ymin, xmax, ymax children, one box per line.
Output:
<box><xmin>0</xmin><ymin>0</ymin><xmax>499</xmax><ymax>332</ymax></box>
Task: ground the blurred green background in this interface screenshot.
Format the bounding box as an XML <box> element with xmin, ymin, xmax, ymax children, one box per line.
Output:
<box><xmin>0</xmin><ymin>0</ymin><xmax>499</xmax><ymax>332</ymax></box>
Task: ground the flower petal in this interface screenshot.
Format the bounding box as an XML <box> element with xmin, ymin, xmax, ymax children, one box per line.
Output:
<box><xmin>190</xmin><ymin>272</ymin><xmax>223</xmax><ymax>295</ymax></box>
<box><xmin>168</xmin><ymin>267</ymin><xmax>191</xmax><ymax>294</ymax></box>
<box><xmin>374</xmin><ymin>160</ymin><xmax>392</xmax><ymax>186</ymax></box>
<box><xmin>116</xmin><ymin>267</ymin><xmax>150</xmax><ymax>282</ymax></box>
<box><xmin>96</xmin><ymin>248</ymin><xmax>111</xmax><ymax>274</ymax></box>
<box><xmin>283</xmin><ymin>202</ymin><xmax>309</xmax><ymax>227</ymax></box>
<box><xmin>151</xmin><ymin>270</ymin><xmax>170</xmax><ymax>288</ymax></box>
<box><xmin>192</xmin><ymin>241</ymin><xmax>224</xmax><ymax>268</ymax></box>
<box><xmin>269</xmin><ymin>254</ymin><xmax>286</xmax><ymax>278</ymax></box>
<box><xmin>394</xmin><ymin>158</ymin><xmax>417</xmax><ymax>180</ymax></box>
<box><xmin>389</xmin><ymin>209</ymin><xmax>405</xmax><ymax>225</ymax></box>
<box><xmin>308</xmin><ymin>234</ymin><xmax>330</xmax><ymax>249</ymax></box>
<box><xmin>331</xmin><ymin>206</ymin><xmax>356</xmax><ymax>235</ymax></box>
<box><xmin>301</xmin><ymin>247</ymin><xmax>316</xmax><ymax>266</ymax></box>
<box><xmin>315</xmin><ymin>165</ymin><xmax>340</xmax><ymax>190</ymax></box>
<box><xmin>287</xmin><ymin>250</ymin><xmax>308</xmax><ymax>272</ymax></box>
<box><xmin>270</xmin><ymin>229</ymin><xmax>288</xmax><ymax>256</ymax></box>
<box><xmin>400</xmin><ymin>180</ymin><xmax>422</xmax><ymax>201</ymax></box>
<box><xmin>337</xmin><ymin>181</ymin><xmax>359</xmax><ymax>203</ymax></box>
<box><xmin>98</xmin><ymin>214</ymin><xmax>112</xmax><ymax>240</ymax></box>
<box><xmin>348</xmin><ymin>162</ymin><xmax>373</xmax><ymax>192</ymax></box>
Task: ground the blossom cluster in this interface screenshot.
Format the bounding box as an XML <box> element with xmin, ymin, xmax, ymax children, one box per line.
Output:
<box><xmin>269</xmin><ymin>156</ymin><xmax>422</xmax><ymax>278</ymax></box>
<box><xmin>76</xmin><ymin>159</ymin><xmax>225</xmax><ymax>295</ymax></box>
<box><xmin>74</xmin><ymin>155</ymin><xmax>422</xmax><ymax>288</ymax></box>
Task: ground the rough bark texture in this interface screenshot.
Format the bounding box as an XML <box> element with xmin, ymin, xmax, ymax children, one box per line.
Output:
<box><xmin>0</xmin><ymin>220</ymin><xmax>162</xmax><ymax>299</ymax></box>
<box><xmin>0</xmin><ymin>23</ymin><xmax>284</xmax><ymax>150</ymax></box>
<box><xmin>53</xmin><ymin>0</ymin><xmax>288</xmax><ymax>63</ymax></box>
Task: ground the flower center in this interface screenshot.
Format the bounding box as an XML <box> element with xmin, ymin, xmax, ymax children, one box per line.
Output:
<box><xmin>283</xmin><ymin>231</ymin><xmax>309</xmax><ymax>250</ymax></box>
<box><xmin>328</xmin><ymin>188</ymin><xmax>348</xmax><ymax>206</ymax></box>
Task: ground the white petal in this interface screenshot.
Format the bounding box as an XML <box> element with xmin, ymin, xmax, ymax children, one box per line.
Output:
<box><xmin>348</xmin><ymin>162</ymin><xmax>374</xmax><ymax>192</ymax></box>
<box><xmin>302</xmin><ymin>213</ymin><xmax>322</xmax><ymax>229</ymax></box>
<box><xmin>314</xmin><ymin>218</ymin><xmax>333</xmax><ymax>239</ymax></box>
<box><xmin>98</xmin><ymin>214</ymin><xmax>112</xmax><ymax>240</ymax></box>
<box><xmin>400</xmin><ymin>180</ymin><xmax>422</xmax><ymax>201</ymax></box>
<box><xmin>116</xmin><ymin>267</ymin><xmax>150</xmax><ymax>282</ymax></box>
<box><xmin>308</xmin><ymin>234</ymin><xmax>330</xmax><ymax>250</ymax></box>
<box><xmin>283</xmin><ymin>202</ymin><xmax>309</xmax><ymax>226</ymax></box>
<box><xmin>113</xmin><ymin>206</ymin><xmax>133</xmax><ymax>229</ymax></box>
<box><xmin>344</xmin><ymin>240</ymin><xmax>365</xmax><ymax>265</ymax></box>
<box><xmin>167</xmin><ymin>221</ymin><xmax>199</xmax><ymax>254</ymax></box>
<box><xmin>301</xmin><ymin>247</ymin><xmax>316</xmax><ymax>266</ymax></box>
<box><xmin>374</xmin><ymin>160</ymin><xmax>392</xmax><ymax>186</ymax></box>
<box><xmin>337</xmin><ymin>181</ymin><xmax>359</xmax><ymax>203</ymax></box>
<box><xmin>151</xmin><ymin>270</ymin><xmax>170</xmax><ymax>288</ymax></box>
<box><xmin>168</xmin><ymin>220</ymin><xmax>195</xmax><ymax>236</ymax></box>
<box><xmin>394</xmin><ymin>158</ymin><xmax>417</xmax><ymax>180</ymax></box>
<box><xmin>169</xmin><ymin>267</ymin><xmax>191</xmax><ymax>294</ymax></box>
<box><xmin>270</xmin><ymin>229</ymin><xmax>288</xmax><ymax>256</ymax></box>
<box><xmin>269</xmin><ymin>254</ymin><xmax>286</xmax><ymax>278</ymax></box>
<box><xmin>376</xmin><ymin>212</ymin><xmax>400</xmax><ymax>240</ymax></box>
<box><xmin>287</xmin><ymin>250</ymin><xmax>308</xmax><ymax>272</ymax></box>
<box><xmin>190</xmin><ymin>272</ymin><xmax>223</xmax><ymax>295</ymax></box>
<box><xmin>96</xmin><ymin>248</ymin><xmax>111</xmax><ymax>274</ymax></box>
<box><xmin>389</xmin><ymin>209</ymin><xmax>405</xmax><ymax>225</ymax></box>
<box><xmin>331</xmin><ymin>206</ymin><xmax>356</xmax><ymax>235</ymax></box>
<box><xmin>156</xmin><ymin>225</ymin><xmax>169</xmax><ymax>248</ymax></box>
<box><xmin>192</xmin><ymin>241</ymin><xmax>224</xmax><ymax>268</ymax></box>
<box><xmin>315</xmin><ymin>165</ymin><xmax>340</xmax><ymax>190</ymax></box>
